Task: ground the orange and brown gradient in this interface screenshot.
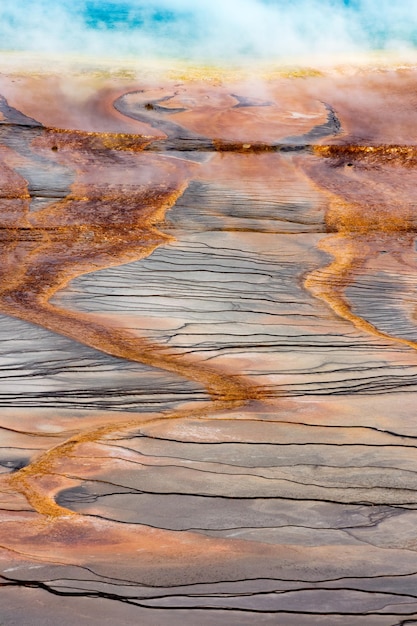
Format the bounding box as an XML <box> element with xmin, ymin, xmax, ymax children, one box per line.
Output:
<box><xmin>0</xmin><ymin>80</ymin><xmax>267</xmax><ymax>518</ymax></box>
<box><xmin>1</xmin><ymin>64</ymin><xmax>417</xmax><ymax>623</ymax></box>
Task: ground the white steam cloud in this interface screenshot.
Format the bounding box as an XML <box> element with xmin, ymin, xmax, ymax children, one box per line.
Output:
<box><xmin>0</xmin><ymin>0</ymin><xmax>417</xmax><ymax>62</ymax></box>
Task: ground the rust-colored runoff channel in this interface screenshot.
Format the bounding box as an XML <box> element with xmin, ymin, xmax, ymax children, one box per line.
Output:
<box><xmin>3</xmin><ymin>85</ymin><xmax>417</xmax><ymax>520</ymax></box>
<box><xmin>302</xmin><ymin>144</ymin><xmax>417</xmax><ymax>351</ymax></box>
<box><xmin>0</xmin><ymin>94</ymin><xmax>264</xmax><ymax>518</ymax></box>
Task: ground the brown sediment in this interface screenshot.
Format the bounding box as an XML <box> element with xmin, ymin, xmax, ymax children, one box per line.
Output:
<box><xmin>314</xmin><ymin>144</ymin><xmax>417</xmax><ymax>167</ymax></box>
<box><xmin>304</xmin><ymin>232</ymin><xmax>417</xmax><ymax>350</ymax></box>
<box><xmin>5</xmin><ymin>303</ymin><xmax>260</xmax><ymax>517</ymax></box>
<box><xmin>4</xmin><ymin>71</ymin><xmax>417</xmax><ymax>524</ymax></box>
<box><xmin>0</xmin><ymin>95</ymin><xmax>264</xmax><ymax>519</ymax></box>
<box><xmin>43</xmin><ymin>127</ymin><xmax>155</xmax><ymax>152</ymax></box>
<box><xmin>8</xmin><ymin>400</ymin><xmax>246</xmax><ymax>518</ymax></box>
<box><xmin>302</xmin><ymin>142</ymin><xmax>417</xmax><ymax>349</ymax></box>
<box><xmin>213</xmin><ymin>139</ymin><xmax>278</xmax><ymax>153</ymax></box>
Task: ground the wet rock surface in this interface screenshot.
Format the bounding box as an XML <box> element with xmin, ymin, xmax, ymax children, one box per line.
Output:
<box><xmin>1</xmin><ymin>63</ymin><xmax>417</xmax><ymax>624</ymax></box>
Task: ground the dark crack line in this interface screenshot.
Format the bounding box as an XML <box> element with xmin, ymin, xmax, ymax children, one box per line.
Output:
<box><xmin>64</xmin><ymin>454</ymin><xmax>417</xmax><ymax>494</ymax></box>
<box><xmin>212</xmin><ymin>418</ymin><xmax>417</xmax><ymax>443</ymax></box>
<box><xmin>5</xmin><ymin>579</ymin><xmax>417</xmax><ymax>603</ymax></box>
<box><xmin>3</xmin><ymin>576</ymin><xmax>417</xmax><ymax>616</ymax></box>
<box><xmin>61</xmin><ymin>492</ymin><xmax>417</xmax><ymax>514</ymax></box>
<box><xmin>101</xmin><ymin>445</ymin><xmax>417</xmax><ymax>479</ymax></box>
<box><xmin>6</xmin><ymin>568</ymin><xmax>417</xmax><ymax>592</ymax></box>
<box><xmin>117</xmin><ymin>433</ymin><xmax>417</xmax><ymax>450</ymax></box>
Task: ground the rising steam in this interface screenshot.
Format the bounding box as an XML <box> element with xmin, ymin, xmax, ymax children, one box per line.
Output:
<box><xmin>0</xmin><ymin>0</ymin><xmax>417</xmax><ymax>62</ymax></box>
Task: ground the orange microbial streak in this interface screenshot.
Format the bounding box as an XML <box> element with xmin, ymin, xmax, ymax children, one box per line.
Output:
<box><xmin>0</xmin><ymin>96</ymin><xmax>264</xmax><ymax>519</ymax></box>
<box><xmin>303</xmin><ymin>144</ymin><xmax>417</xmax><ymax>349</ymax></box>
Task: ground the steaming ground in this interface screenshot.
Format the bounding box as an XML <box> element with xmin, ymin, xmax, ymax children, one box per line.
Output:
<box><xmin>0</xmin><ymin>0</ymin><xmax>417</xmax><ymax>63</ymax></box>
